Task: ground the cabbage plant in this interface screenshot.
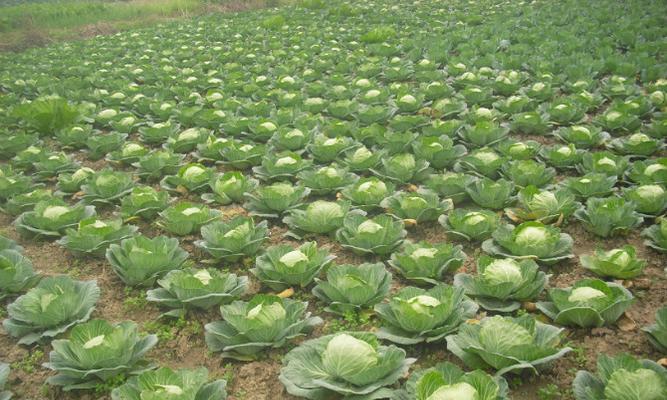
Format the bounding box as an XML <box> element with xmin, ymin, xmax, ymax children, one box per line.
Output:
<box><xmin>607</xmin><ymin>133</ymin><xmax>662</xmax><ymax>157</ymax></box>
<box><xmin>253</xmin><ymin>151</ymin><xmax>312</xmax><ymax>181</ymax></box>
<box><xmin>411</xmin><ymin>135</ymin><xmax>467</xmax><ymax>169</ymax></box>
<box><xmin>454</xmin><ymin>256</ymin><xmax>548</xmax><ymax>312</ymax></box>
<box><xmin>465</xmin><ymin>178</ymin><xmax>515</xmax><ymax>210</ymax></box>
<box><xmin>133</xmin><ymin>150</ymin><xmax>184</xmax><ymax>182</ymax></box>
<box><xmin>244</xmin><ymin>182</ymin><xmax>310</xmax><ymax>218</ymax></box>
<box><xmin>138</xmin><ymin>121</ymin><xmax>179</xmax><ymax>145</ymax></box>
<box><xmin>34</xmin><ymin>153</ymin><xmax>78</xmax><ymax>181</ymax></box>
<box><xmin>577</xmin><ymin>152</ymin><xmax>629</xmax><ymax>177</ymax></box>
<box><xmin>56</xmin><ymin>167</ymin><xmax>94</xmax><ymax>195</ymax></box>
<box><xmin>335</xmin><ymin>212</ymin><xmax>407</xmax><ymax>256</ymax></box>
<box><xmin>422</xmin><ymin>172</ymin><xmax>474</xmax><ymax>204</ymax></box>
<box><xmin>120</xmin><ymin>186</ymin><xmax>170</xmax><ymax>220</ymax></box>
<box><xmin>15</xmin><ymin>199</ymin><xmax>96</xmax><ymax>239</ymax></box>
<box><xmin>623</xmin><ymin>184</ymin><xmax>667</xmax><ymax>216</ymax></box>
<box><xmin>511</xmin><ymin>111</ymin><xmax>550</xmax><ymax>135</ymax></box>
<box><xmin>458</xmin><ymin>120</ymin><xmax>509</xmax><ymax>147</ymax></box>
<box><xmin>562</xmin><ymin>173</ymin><xmax>617</xmax><ymax>200</ymax></box>
<box><xmin>252</xmin><ymin>242</ymin><xmax>335</xmax><ymax>291</ymax></box>
<box><xmin>540</xmin><ymin>144</ymin><xmax>583</xmax><ymax>170</ymax></box>
<box><xmin>371</xmin><ymin>152</ymin><xmax>430</xmax><ymax>184</ymax></box>
<box><xmin>553</xmin><ymin>125</ymin><xmax>608</xmax><ymax>149</ymax></box>
<box><xmin>107</xmin><ymin>142</ymin><xmax>148</xmax><ymax>165</ymax></box>
<box><xmin>307</xmin><ymin>134</ymin><xmax>355</xmax><ymax>163</ymax></box>
<box><xmin>374</xmin><ymin>284</ymin><xmax>478</xmax><ymax>344</ymax></box>
<box><xmin>220</xmin><ymin>140</ymin><xmax>266</xmax><ymax>169</ymax></box>
<box><xmin>58</xmin><ymin>218</ymin><xmax>138</xmax><ymax>258</ymax></box>
<box><xmin>456</xmin><ymin>148</ymin><xmax>506</xmax><ymax>178</ymax></box>
<box><xmin>0</xmin><ymin>167</ymin><xmax>34</xmax><ymax>204</ymax></box>
<box><xmin>501</xmin><ymin>160</ymin><xmax>556</xmax><ymax>188</ymax></box>
<box><xmin>195</xmin><ymin>137</ymin><xmax>229</xmax><ymax>162</ymax></box>
<box><xmin>3</xmin><ymin>275</ymin><xmax>100</xmax><ymax>345</ymax></box>
<box><xmin>580</xmin><ymin>245</ymin><xmax>646</xmax><ymax>279</ymax></box>
<box><xmin>445</xmin><ymin>315</ymin><xmax>571</xmax><ymax>376</ymax></box>
<box><xmin>2</xmin><ymin>188</ymin><xmax>54</xmax><ymax>217</ymax></box>
<box><xmin>388</xmin><ymin>241</ymin><xmax>466</xmax><ymax>285</ymax></box>
<box><xmin>147</xmin><ymin>268</ymin><xmax>247</xmax><ymax>317</ymax></box>
<box><xmin>505</xmin><ymin>186</ymin><xmax>581</xmax><ymax>224</ymax></box>
<box><xmin>297</xmin><ymin>165</ymin><xmax>358</xmax><ymax>195</ymax></box>
<box><xmin>205</xmin><ymin>294</ymin><xmax>322</xmax><ymax>360</ymax></box>
<box><xmin>439</xmin><ymin>208</ymin><xmax>500</xmax><ymax>241</ymax></box>
<box><xmin>496</xmin><ymin>139</ymin><xmax>541</xmax><ymax>161</ymax></box>
<box><xmin>156</xmin><ymin>202</ymin><xmax>221</xmax><ymax>236</ymax></box>
<box><xmin>341</xmin><ymin>145</ymin><xmax>384</xmax><ymax>172</ymax></box>
<box><xmin>312</xmin><ymin>262</ymin><xmax>391</xmax><ymax>315</ymax></box>
<box><xmin>283</xmin><ymin>200</ymin><xmax>350</xmax><ymax>238</ymax></box>
<box><xmin>572</xmin><ymin>353</ymin><xmax>667</xmax><ymax>400</ymax></box>
<box><xmin>269</xmin><ymin>127</ymin><xmax>313</xmax><ymax>151</ymax></box>
<box><xmin>111</xmin><ymin>367</ymin><xmax>227</xmax><ymax>400</ymax></box>
<box><xmin>160</xmin><ymin>163</ymin><xmax>213</xmax><ymax>194</ymax></box>
<box><xmin>482</xmin><ymin>222</ymin><xmax>574</xmax><ymax>265</ymax></box>
<box><xmin>643</xmin><ymin>306</ymin><xmax>667</xmax><ymax>353</ymax></box>
<box><xmin>626</xmin><ymin>158</ymin><xmax>667</xmax><ymax>185</ymax></box>
<box><xmin>392</xmin><ymin>361</ymin><xmax>509</xmax><ymax>400</ymax></box>
<box><xmin>0</xmin><ymin>249</ymin><xmax>40</xmax><ymax>300</ymax></box>
<box><xmin>279</xmin><ymin>332</ymin><xmax>415</xmax><ymax>399</ymax></box>
<box><xmin>202</xmin><ymin>172</ymin><xmax>257</xmax><ymax>205</ymax></box>
<box><xmin>380</xmin><ymin>189</ymin><xmax>452</xmax><ymax>224</ymax></box>
<box><xmin>43</xmin><ymin>319</ymin><xmax>158</xmax><ymax>390</ymax></box>
<box><xmin>340</xmin><ymin>178</ymin><xmax>394</xmax><ymax>211</ymax></box>
<box><xmin>165</xmin><ymin>127</ymin><xmax>210</xmax><ymax>153</ymax></box>
<box><xmin>574</xmin><ymin>196</ymin><xmax>643</xmax><ymax>237</ymax></box>
<box><xmin>106</xmin><ymin>235</ymin><xmax>189</xmax><ymax>287</ymax></box>
<box><xmin>196</xmin><ymin>216</ymin><xmax>269</xmax><ymax>262</ymax></box>
<box><xmin>81</xmin><ymin>169</ymin><xmax>134</xmax><ymax>206</ymax></box>
<box><xmin>536</xmin><ymin>278</ymin><xmax>634</xmax><ymax>328</ymax></box>
<box><xmin>642</xmin><ymin>218</ymin><xmax>667</xmax><ymax>253</ymax></box>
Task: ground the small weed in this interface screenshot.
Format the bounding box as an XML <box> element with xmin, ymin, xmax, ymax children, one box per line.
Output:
<box><xmin>537</xmin><ymin>383</ymin><xmax>561</xmax><ymax>400</ymax></box>
<box><xmin>173</xmin><ymin>315</ymin><xmax>202</xmax><ymax>337</ymax></box>
<box><xmin>566</xmin><ymin>343</ymin><xmax>587</xmax><ymax>367</ymax></box>
<box><xmin>324</xmin><ymin>309</ymin><xmax>373</xmax><ymax>333</ymax></box>
<box><xmin>123</xmin><ymin>287</ymin><xmax>148</xmax><ymax>311</ymax></box>
<box><xmin>144</xmin><ymin>320</ymin><xmax>176</xmax><ymax>342</ymax></box>
<box><xmin>222</xmin><ymin>363</ymin><xmax>234</xmax><ymax>385</ymax></box>
<box><xmin>144</xmin><ymin>315</ymin><xmax>201</xmax><ymax>343</ymax></box>
<box><xmin>235</xmin><ymin>389</ymin><xmax>248</xmax><ymax>400</ymax></box>
<box><xmin>12</xmin><ymin>349</ymin><xmax>44</xmax><ymax>373</ymax></box>
<box><xmin>93</xmin><ymin>373</ymin><xmax>126</xmax><ymax>394</ymax></box>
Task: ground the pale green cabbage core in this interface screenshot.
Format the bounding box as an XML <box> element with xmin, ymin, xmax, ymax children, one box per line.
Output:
<box><xmin>181</xmin><ymin>207</ymin><xmax>202</xmax><ymax>216</ymax></box>
<box><xmin>275</xmin><ymin>156</ymin><xmax>297</xmax><ymax>167</ymax></box>
<box><xmin>42</xmin><ymin>205</ymin><xmax>70</xmax><ymax>220</ymax></box>
<box><xmin>83</xmin><ymin>335</ymin><xmax>106</xmax><ymax>349</ymax></box>
<box><xmin>357</xmin><ymin>220</ymin><xmax>384</xmax><ymax>234</ymax></box>
<box><xmin>411</xmin><ymin>248</ymin><xmax>438</xmax><ymax>260</ymax></box>
<box><xmin>279</xmin><ymin>250</ymin><xmax>309</xmax><ymax>268</ymax></box>
<box><xmin>515</xmin><ymin>226</ymin><xmax>549</xmax><ymax>246</ymax></box>
<box><xmin>427</xmin><ymin>382</ymin><xmax>478</xmax><ymax>400</ymax></box>
<box><xmin>484</xmin><ymin>259</ymin><xmax>522</xmax><ymax>284</ymax></box>
<box><xmin>568</xmin><ymin>287</ymin><xmax>606</xmax><ymax>303</ymax></box>
<box><xmin>193</xmin><ymin>270</ymin><xmax>212</xmax><ymax>285</ymax></box>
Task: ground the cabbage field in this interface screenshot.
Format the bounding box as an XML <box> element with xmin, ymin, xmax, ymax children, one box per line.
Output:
<box><xmin>0</xmin><ymin>0</ymin><xmax>666</xmax><ymax>399</ymax></box>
